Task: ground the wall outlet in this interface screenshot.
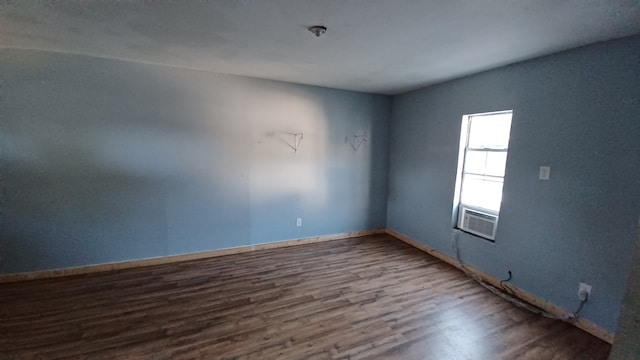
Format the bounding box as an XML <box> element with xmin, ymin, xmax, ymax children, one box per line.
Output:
<box><xmin>296</xmin><ymin>218</ymin><xmax>302</xmax><ymax>227</ymax></box>
<box><xmin>578</xmin><ymin>282</ymin><xmax>592</xmax><ymax>301</ymax></box>
<box><xmin>539</xmin><ymin>166</ymin><xmax>551</xmax><ymax>180</ymax></box>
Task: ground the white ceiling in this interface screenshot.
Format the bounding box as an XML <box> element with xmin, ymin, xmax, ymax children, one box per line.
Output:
<box><xmin>1</xmin><ymin>1</ymin><xmax>638</xmax><ymax>94</ymax></box>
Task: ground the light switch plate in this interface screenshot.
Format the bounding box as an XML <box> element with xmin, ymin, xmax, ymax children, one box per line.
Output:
<box><xmin>539</xmin><ymin>166</ymin><xmax>551</xmax><ymax>180</ymax></box>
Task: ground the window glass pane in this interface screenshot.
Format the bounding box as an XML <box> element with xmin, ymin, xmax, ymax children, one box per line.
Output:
<box><xmin>464</xmin><ymin>150</ymin><xmax>507</xmax><ymax>177</ymax></box>
<box><xmin>463</xmin><ymin>150</ymin><xmax>487</xmax><ymax>175</ymax></box>
<box><xmin>467</xmin><ymin>113</ymin><xmax>512</xmax><ymax>149</ymax></box>
<box><xmin>460</xmin><ymin>175</ymin><xmax>504</xmax><ymax>212</ymax></box>
<box><xmin>485</xmin><ymin>151</ymin><xmax>507</xmax><ymax>177</ymax></box>
<box><xmin>455</xmin><ymin>110</ymin><xmax>512</xmax><ymax>218</ymax></box>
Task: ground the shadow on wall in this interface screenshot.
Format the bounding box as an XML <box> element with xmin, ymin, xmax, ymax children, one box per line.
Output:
<box><xmin>0</xmin><ymin>50</ymin><xmax>251</xmax><ymax>272</ymax></box>
<box><xmin>0</xmin><ymin>50</ymin><xmax>392</xmax><ymax>273</ymax></box>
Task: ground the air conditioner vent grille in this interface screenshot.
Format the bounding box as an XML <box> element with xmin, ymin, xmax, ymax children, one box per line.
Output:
<box><xmin>458</xmin><ymin>207</ymin><xmax>498</xmax><ymax>240</ymax></box>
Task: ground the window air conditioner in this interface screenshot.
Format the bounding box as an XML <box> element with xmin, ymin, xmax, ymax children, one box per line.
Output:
<box><xmin>458</xmin><ymin>206</ymin><xmax>498</xmax><ymax>240</ymax></box>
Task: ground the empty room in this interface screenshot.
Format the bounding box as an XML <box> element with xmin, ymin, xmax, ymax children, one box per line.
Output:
<box><xmin>1</xmin><ymin>1</ymin><xmax>639</xmax><ymax>359</ymax></box>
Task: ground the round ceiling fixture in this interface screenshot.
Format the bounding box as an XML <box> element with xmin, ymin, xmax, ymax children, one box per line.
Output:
<box><xmin>307</xmin><ymin>25</ymin><xmax>327</xmax><ymax>37</ymax></box>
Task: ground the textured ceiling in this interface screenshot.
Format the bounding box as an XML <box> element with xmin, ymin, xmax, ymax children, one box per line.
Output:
<box><xmin>1</xmin><ymin>1</ymin><xmax>638</xmax><ymax>94</ymax></box>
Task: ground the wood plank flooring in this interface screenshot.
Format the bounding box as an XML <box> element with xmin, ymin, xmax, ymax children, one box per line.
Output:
<box><xmin>0</xmin><ymin>235</ymin><xmax>611</xmax><ymax>359</ymax></box>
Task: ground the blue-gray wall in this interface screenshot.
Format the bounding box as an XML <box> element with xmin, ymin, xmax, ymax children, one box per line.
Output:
<box><xmin>0</xmin><ymin>50</ymin><xmax>391</xmax><ymax>273</ymax></box>
<box><xmin>387</xmin><ymin>36</ymin><xmax>640</xmax><ymax>332</ymax></box>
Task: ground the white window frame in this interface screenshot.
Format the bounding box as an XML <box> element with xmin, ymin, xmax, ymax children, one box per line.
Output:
<box><xmin>452</xmin><ymin>110</ymin><xmax>512</xmax><ymax>227</ymax></box>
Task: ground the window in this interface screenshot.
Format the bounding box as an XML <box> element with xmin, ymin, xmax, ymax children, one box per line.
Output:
<box><xmin>455</xmin><ymin>111</ymin><xmax>513</xmax><ymax>217</ymax></box>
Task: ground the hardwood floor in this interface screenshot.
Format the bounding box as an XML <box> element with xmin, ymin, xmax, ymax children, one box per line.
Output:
<box><xmin>0</xmin><ymin>235</ymin><xmax>611</xmax><ymax>359</ymax></box>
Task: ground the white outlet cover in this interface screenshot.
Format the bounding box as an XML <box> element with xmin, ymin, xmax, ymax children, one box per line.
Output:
<box><xmin>578</xmin><ymin>282</ymin><xmax>592</xmax><ymax>297</ymax></box>
<box><xmin>296</xmin><ymin>218</ymin><xmax>302</xmax><ymax>227</ymax></box>
<box><xmin>539</xmin><ymin>166</ymin><xmax>551</xmax><ymax>180</ymax></box>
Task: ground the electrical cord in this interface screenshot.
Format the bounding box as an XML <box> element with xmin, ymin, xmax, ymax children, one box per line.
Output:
<box><xmin>500</xmin><ymin>270</ymin><xmax>512</xmax><ymax>283</ymax></box>
<box><xmin>451</xmin><ymin>230</ymin><xmax>586</xmax><ymax>321</ymax></box>
<box><xmin>499</xmin><ymin>270</ymin><xmax>515</xmax><ymax>296</ymax></box>
<box><xmin>568</xmin><ymin>294</ymin><xmax>589</xmax><ymax>319</ymax></box>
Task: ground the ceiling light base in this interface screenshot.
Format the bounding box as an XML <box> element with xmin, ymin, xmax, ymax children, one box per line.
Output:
<box><xmin>308</xmin><ymin>25</ymin><xmax>327</xmax><ymax>37</ymax></box>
